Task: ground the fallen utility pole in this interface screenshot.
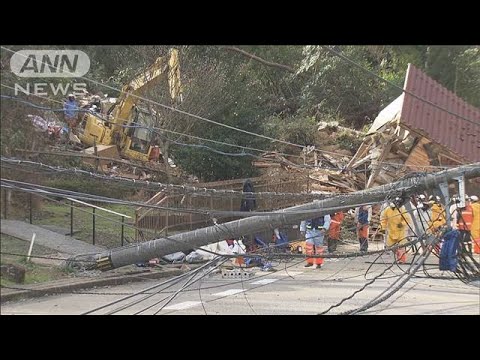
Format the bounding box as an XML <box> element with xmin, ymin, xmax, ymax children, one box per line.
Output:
<box><xmin>86</xmin><ymin>163</ymin><xmax>480</xmax><ymax>270</ymax></box>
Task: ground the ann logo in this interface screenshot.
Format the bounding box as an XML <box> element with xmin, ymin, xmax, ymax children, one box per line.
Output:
<box><xmin>11</xmin><ymin>50</ymin><xmax>90</xmax><ymax>78</ymax></box>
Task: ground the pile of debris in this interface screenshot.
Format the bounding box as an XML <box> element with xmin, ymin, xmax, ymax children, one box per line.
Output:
<box><xmin>252</xmin><ymin>151</ymin><xmax>297</xmax><ymax>169</ymax></box>
<box><xmin>253</xmin><ymin>147</ymin><xmax>365</xmax><ymax>194</ymax></box>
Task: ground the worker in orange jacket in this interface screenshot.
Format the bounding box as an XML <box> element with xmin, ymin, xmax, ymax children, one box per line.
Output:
<box><xmin>457</xmin><ymin>196</ymin><xmax>474</xmax><ymax>255</ymax></box>
<box><xmin>355</xmin><ymin>205</ymin><xmax>372</xmax><ymax>252</ymax></box>
<box><xmin>327</xmin><ymin>211</ymin><xmax>344</xmax><ymax>253</ymax></box>
<box><xmin>470</xmin><ymin>195</ymin><xmax>480</xmax><ymax>254</ymax></box>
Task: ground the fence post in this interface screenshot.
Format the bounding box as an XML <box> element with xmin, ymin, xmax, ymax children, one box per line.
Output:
<box><xmin>3</xmin><ymin>189</ymin><xmax>7</xmax><ymax>219</ymax></box>
<box><xmin>165</xmin><ymin>197</ymin><xmax>169</xmax><ymax>236</ymax></box>
<box><xmin>29</xmin><ymin>193</ymin><xmax>33</xmax><ymax>224</ymax></box>
<box><xmin>94</xmin><ymin>138</ymin><xmax>99</xmax><ymax>172</ymax></box>
<box><xmin>70</xmin><ymin>200</ymin><xmax>74</xmax><ymax>236</ymax></box>
<box><xmin>92</xmin><ymin>207</ymin><xmax>96</xmax><ymax>245</ymax></box>
<box><xmin>189</xmin><ymin>194</ymin><xmax>193</xmax><ymax>231</ymax></box>
<box><xmin>135</xmin><ymin>212</ymin><xmax>138</xmax><ymax>242</ymax></box>
<box><xmin>121</xmin><ymin>216</ymin><xmax>125</xmax><ymax>246</ymax></box>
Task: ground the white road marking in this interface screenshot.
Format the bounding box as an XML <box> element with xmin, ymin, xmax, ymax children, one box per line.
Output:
<box><xmin>269</xmin><ymin>271</ymin><xmax>304</xmax><ymax>277</ymax></box>
<box><xmin>163</xmin><ymin>301</ymin><xmax>202</xmax><ymax>310</ymax></box>
<box><xmin>212</xmin><ymin>289</ymin><xmax>246</xmax><ymax>297</ymax></box>
<box><xmin>250</xmin><ymin>278</ymin><xmax>278</xmax><ymax>285</ymax></box>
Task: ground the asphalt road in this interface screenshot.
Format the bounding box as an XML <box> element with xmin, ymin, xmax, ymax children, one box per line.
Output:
<box><xmin>2</xmin><ymin>253</ymin><xmax>479</xmax><ymax>315</ymax></box>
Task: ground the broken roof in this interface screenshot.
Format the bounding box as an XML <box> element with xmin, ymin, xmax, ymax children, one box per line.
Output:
<box><xmin>367</xmin><ymin>93</ymin><xmax>403</xmax><ymax>135</ymax></box>
<box><xmin>400</xmin><ymin>63</ymin><xmax>480</xmax><ymax>162</ymax></box>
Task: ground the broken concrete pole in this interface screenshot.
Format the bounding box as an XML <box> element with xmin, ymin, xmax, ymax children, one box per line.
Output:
<box><xmin>83</xmin><ymin>163</ymin><xmax>479</xmax><ymax>270</ymax></box>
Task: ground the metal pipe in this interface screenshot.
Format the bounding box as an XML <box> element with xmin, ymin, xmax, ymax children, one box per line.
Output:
<box><xmin>29</xmin><ymin>193</ymin><xmax>33</xmax><ymax>224</ymax></box>
<box><xmin>121</xmin><ymin>216</ymin><xmax>125</xmax><ymax>246</ymax></box>
<box><xmin>70</xmin><ymin>200</ymin><xmax>74</xmax><ymax>236</ymax></box>
<box><xmin>3</xmin><ymin>189</ymin><xmax>7</xmax><ymax>219</ymax></box>
<box><xmin>92</xmin><ymin>207</ymin><xmax>96</xmax><ymax>245</ymax></box>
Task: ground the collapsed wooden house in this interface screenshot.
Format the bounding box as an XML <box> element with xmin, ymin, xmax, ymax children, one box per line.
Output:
<box><xmin>346</xmin><ymin>63</ymin><xmax>480</xmax><ymax>188</ymax></box>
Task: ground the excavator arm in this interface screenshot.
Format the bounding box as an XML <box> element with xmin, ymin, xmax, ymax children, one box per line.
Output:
<box><xmin>112</xmin><ymin>48</ymin><xmax>182</xmax><ymax>128</ymax></box>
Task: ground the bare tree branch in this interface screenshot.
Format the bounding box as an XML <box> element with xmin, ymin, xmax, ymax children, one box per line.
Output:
<box><xmin>222</xmin><ymin>46</ymin><xmax>295</xmax><ymax>73</ymax></box>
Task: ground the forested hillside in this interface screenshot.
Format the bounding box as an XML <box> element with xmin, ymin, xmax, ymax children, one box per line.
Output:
<box><xmin>1</xmin><ymin>45</ymin><xmax>478</xmax><ymax>181</ymax></box>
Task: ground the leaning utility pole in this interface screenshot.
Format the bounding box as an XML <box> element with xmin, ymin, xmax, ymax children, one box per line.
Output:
<box><xmin>84</xmin><ymin>163</ymin><xmax>479</xmax><ymax>271</ymax></box>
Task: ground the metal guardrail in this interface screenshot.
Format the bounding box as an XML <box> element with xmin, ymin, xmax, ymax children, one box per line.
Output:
<box><xmin>1</xmin><ymin>188</ymin><xmax>136</xmax><ymax>248</ymax></box>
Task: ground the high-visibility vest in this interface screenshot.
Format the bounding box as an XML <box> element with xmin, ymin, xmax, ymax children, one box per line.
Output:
<box><xmin>330</xmin><ymin>212</ymin><xmax>344</xmax><ymax>225</ymax></box>
<box><xmin>457</xmin><ymin>204</ymin><xmax>473</xmax><ymax>231</ymax></box>
<box><xmin>429</xmin><ymin>203</ymin><xmax>446</xmax><ymax>231</ymax></box>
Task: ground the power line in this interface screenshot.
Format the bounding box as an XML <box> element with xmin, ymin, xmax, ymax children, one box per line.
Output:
<box><xmin>0</xmin><ymin>94</ymin><xmax>92</xmax><ymax>113</ymax></box>
<box><xmin>1</xmin><ymin>46</ymin><xmax>318</xmax><ymax>152</ymax></box>
<box><xmin>319</xmin><ymin>260</ymin><xmax>396</xmax><ymax>315</ymax></box>
<box><xmin>0</xmin><ymin>156</ymin><xmax>327</xmax><ymax>198</ymax></box>
<box><xmin>1</xmin><ymin>83</ymin><xmax>65</xmax><ymax>106</ymax></box>
<box><xmin>80</xmin><ymin>264</ymin><xmax>207</xmax><ymax>314</ymax></box>
<box><xmin>322</xmin><ymin>46</ymin><xmax>480</xmax><ymax>127</ymax></box>
<box><xmin>0</xmin><ymin>251</ymin><xmax>94</xmax><ymax>263</ymax></box>
<box><xmin>0</xmin><ymin>177</ymin><xmax>384</xmax><ymax>218</ymax></box>
<box><xmin>342</xmin><ymin>242</ymin><xmax>436</xmax><ymax>315</ymax></box>
<box><xmin>0</xmin><ymin>89</ymin><xmax>355</xmax><ymax>168</ymax></box>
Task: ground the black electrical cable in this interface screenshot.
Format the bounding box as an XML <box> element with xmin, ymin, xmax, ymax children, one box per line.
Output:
<box><xmin>322</xmin><ymin>46</ymin><xmax>480</xmax><ymax>127</ymax></box>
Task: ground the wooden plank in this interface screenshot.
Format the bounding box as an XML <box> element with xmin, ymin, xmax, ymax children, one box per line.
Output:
<box><xmin>346</xmin><ymin>140</ymin><xmax>370</xmax><ymax>169</ymax></box>
<box><xmin>252</xmin><ymin>162</ymin><xmax>282</xmax><ymax>168</ymax></box>
<box><xmin>366</xmin><ymin>141</ymin><xmax>392</xmax><ymax>188</ymax></box>
<box><xmin>404</xmin><ymin>137</ymin><xmax>430</xmax><ymax>167</ymax></box>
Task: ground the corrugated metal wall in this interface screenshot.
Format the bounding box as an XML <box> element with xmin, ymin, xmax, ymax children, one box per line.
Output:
<box><xmin>401</xmin><ymin>63</ymin><xmax>480</xmax><ymax>162</ymax></box>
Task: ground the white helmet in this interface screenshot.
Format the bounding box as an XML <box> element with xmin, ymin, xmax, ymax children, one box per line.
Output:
<box><xmin>471</xmin><ymin>195</ymin><xmax>479</xmax><ymax>202</ymax></box>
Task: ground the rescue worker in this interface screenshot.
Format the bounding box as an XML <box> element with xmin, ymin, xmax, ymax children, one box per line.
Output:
<box><xmin>300</xmin><ymin>214</ymin><xmax>331</xmax><ymax>269</ymax></box>
<box><xmin>470</xmin><ymin>195</ymin><xmax>480</xmax><ymax>254</ymax></box>
<box><xmin>380</xmin><ymin>199</ymin><xmax>412</xmax><ymax>264</ymax></box>
<box><xmin>240</xmin><ymin>179</ymin><xmax>256</xmax><ymax>252</ymax></box>
<box><xmin>428</xmin><ymin>195</ymin><xmax>446</xmax><ymax>234</ymax></box>
<box><xmin>90</xmin><ymin>95</ymin><xmax>102</xmax><ymax>112</ymax></box>
<box><xmin>449</xmin><ymin>195</ymin><xmax>461</xmax><ymax>229</ymax></box>
<box><xmin>414</xmin><ymin>194</ymin><xmax>431</xmax><ymax>233</ymax></box>
<box><xmin>240</xmin><ymin>179</ymin><xmax>256</xmax><ymax>212</ymax></box>
<box><xmin>355</xmin><ymin>205</ymin><xmax>372</xmax><ymax>252</ymax></box>
<box><xmin>63</xmin><ymin>94</ymin><xmax>78</xmax><ymax>141</ymax></box>
<box><xmin>327</xmin><ymin>211</ymin><xmax>344</xmax><ymax>253</ymax></box>
<box><xmin>457</xmin><ymin>195</ymin><xmax>473</xmax><ymax>255</ymax></box>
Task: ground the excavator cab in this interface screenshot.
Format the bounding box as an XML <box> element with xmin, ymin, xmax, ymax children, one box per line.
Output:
<box><xmin>122</xmin><ymin>107</ymin><xmax>156</xmax><ymax>161</ymax></box>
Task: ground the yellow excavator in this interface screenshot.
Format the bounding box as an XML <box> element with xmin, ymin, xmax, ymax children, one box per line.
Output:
<box><xmin>76</xmin><ymin>48</ymin><xmax>182</xmax><ymax>162</ymax></box>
